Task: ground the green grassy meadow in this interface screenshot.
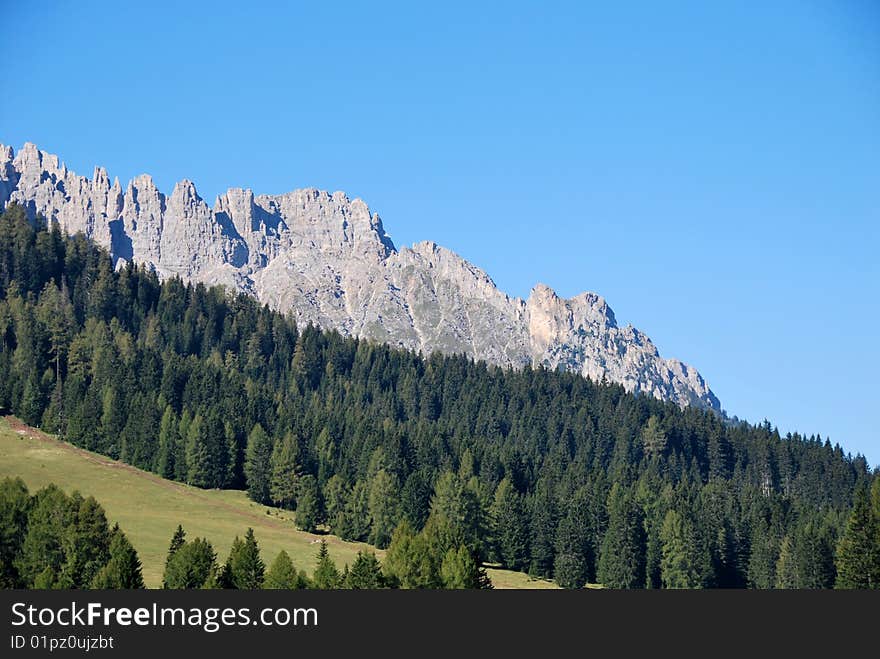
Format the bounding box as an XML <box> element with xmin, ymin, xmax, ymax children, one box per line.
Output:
<box><xmin>0</xmin><ymin>417</ymin><xmax>557</xmax><ymax>589</ymax></box>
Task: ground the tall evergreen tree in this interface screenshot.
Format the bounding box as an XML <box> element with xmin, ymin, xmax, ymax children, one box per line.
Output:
<box><xmin>269</xmin><ymin>431</ymin><xmax>301</xmax><ymax>509</ymax></box>
<box><xmin>244</xmin><ymin>423</ymin><xmax>273</xmax><ymax>505</ymax></box>
<box><xmin>16</xmin><ymin>485</ymin><xmax>73</xmax><ymax>587</ymax></box>
<box><xmin>660</xmin><ymin>509</ymin><xmax>706</xmax><ymax>589</ymax></box>
<box><xmin>0</xmin><ymin>477</ymin><xmax>30</xmax><ymax>588</ymax></box>
<box><xmin>347</xmin><ymin>550</ymin><xmax>386</xmax><ymax>589</ymax></box>
<box><xmin>368</xmin><ymin>469</ymin><xmax>399</xmax><ymax>549</ymax></box>
<box><xmin>491</xmin><ymin>478</ymin><xmax>530</xmax><ymax>572</ymax></box>
<box><xmin>440</xmin><ymin>545</ymin><xmax>492</xmax><ymax>589</ymax></box>
<box><xmin>597</xmin><ymin>485</ymin><xmax>646</xmax><ymax>588</ymax></box>
<box><xmin>184</xmin><ymin>415</ymin><xmax>214</xmax><ymax>488</ymax></box>
<box><xmin>225</xmin><ymin>528</ymin><xmax>265</xmax><ymax>589</ymax></box>
<box><xmin>264</xmin><ymin>550</ymin><xmax>306</xmax><ymax>589</ymax></box>
<box><xmin>835</xmin><ymin>488</ymin><xmax>880</xmax><ymax>589</ymax></box>
<box><xmin>294</xmin><ymin>475</ymin><xmax>321</xmax><ymax>533</ymax></box>
<box><xmin>156</xmin><ymin>406</ymin><xmax>178</xmax><ymax>479</ymax></box>
<box><xmin>554</xmin><ymin>488</ymin><xmax>594</xmax><ymax>588</ymax></box>
<box><xmin>313</xmin><ymin>540</ymin><xmax>341</xmax><ymax>589</ymax></box>
<box><xmin>91</xmin><ymin>525</ymin><xmax>144</xmax><ymax>589</ymax></box>
<box><xmin>162</xmin><ymin>537</ymin><xmax>217</xmax><ymax>589</ymax></box>
<box><xmin>162</xmin><ymin>525</ymin><xmax>187</xmax><ymax>588</ymax></box>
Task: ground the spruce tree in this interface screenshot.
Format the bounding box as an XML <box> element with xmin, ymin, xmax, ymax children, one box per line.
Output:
<box><xmin>264</xmin><ymin>550</ymin><xmax>303</xmax><ymax>589</ymax></box>
<box><xmin>91</xmin><ymin>525</ymin><xmax>144</xmax><ymax>589</ymax></box>
<box><xmin>59</xmin><ymin>495</ymin><xmax>111</xmax><ymax>588</ymax></box>
<box><xmin>244</xmin><ymin>423</ymin><xmax>273</xmax><ymax>504</ymax></box>
<box><xmin>597</xmin><ymin>485</ymin><xmax>646</xmax><ymax>588</ymax></box>
<box><xmin>162</xmin><ymin>537</ymin><xmax>217</xmax><ymax>589</ymax></box>
<box><xmin>162</xmin><ymin>525</ymin><xmax>187</xmax><ymax>588</ymax></box>
<box><xmin>660</xmin><ymin>509</ymin><xmax>704</xmax><ymax>589</ymax></box>
<box><xmin>0</xmin><ymin>477</ymin><xmax>30</xmax><ymax>588</ymax></box>
<box><xmin>368</xmin><ymin>469</ymin><xmax>399</xmax><ymax>549</ymax></box>
<box><xmin>269</xmin><ymin>431</ymin><xmax>301</xmax><ymax>509</ymax></box>
<box><xmin>185</xmin><ymin>415</ymin><xmax>213</xmax><ymax>488</ymax></box>
<box><xmin>794</xmin><ymin>521</ymin><xmax>835</xmax><ymax>589</ymax></box>
<box><xmin>295</xmin><ymin>475</ymin><xmax>321</xmax><ymax>533</ymax></box>
<box><xmin>774</xmin><ymin>535</ymin><xmax>798</xmax><ymax>589</ymax></box>
<box><xmin>554</xmin><ymin>489</ymin><xmax>593</xmax><ymax>588</ymax></box>
<box><xmin>225</xmin><ymin>528</ymin><xmax>265</xmax><ymax>589</ymax></box>
<box><xmin>529</xmin><ymin>480</ymin><xmax>557</xmax><ymax>579</ymax></box>
<box><xmin>835</xmin><ymin>488</ymin><xmax>880</xmax><ymax>589</ymax></box>
<box><xmin>347</xmin><ymin>550</ymin><xmax>386</xmax><ymax>589</ymax></box>
<box><xmin>156</xmin><ymin>406</ymin><xmax>178</xmax><ymax>479</ymax></box>
<box><xmin>383</xmin><ymin>521</ymin><xmax>439</xmax><ymax>589</ymax></box>
<box><xmin>17</xmin><ymin>485</ymin><xmax>73</xmax><ymax>587</ymax></box>
<box><xmin>641</xmin><ymin>415</ymin><xmax>668</xmax><ymax>458</ymax></box>
<box><xmin>491</xmin><ymin>478</ymin><xmax>530</xmax><ymax>572</ymax></box>
<box><xmin>313</xmin><ymin>540</ymin><xmax>341</xmax><ymax>589</ymax></box>
<box><xmin>440</xmin><ymin>545</ymin><xmax>492</xmax><ymax>589</ymax></box>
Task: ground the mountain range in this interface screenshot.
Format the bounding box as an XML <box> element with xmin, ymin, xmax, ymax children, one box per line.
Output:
<box><xmin>0</xmin><ymin>142</ymin><xmax>719</xmax><ymax>411</ymax></box>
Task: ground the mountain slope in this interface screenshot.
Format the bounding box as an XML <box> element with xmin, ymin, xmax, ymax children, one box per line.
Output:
<box><xmin>0</xmin><ymin>142</ymin><xmax>719</xmax><ymax>411</ymax></box>
<box><xmin>0</xmin><ymin>417</ymin><xmax>553</xmax><ymax>589</ymax></box>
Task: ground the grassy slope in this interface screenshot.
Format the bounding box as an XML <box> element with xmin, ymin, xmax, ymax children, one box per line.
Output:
<box><xmin>0</xmin><ymin>417</ymin><xmax>557</xmax><ymax>589</ymax></box>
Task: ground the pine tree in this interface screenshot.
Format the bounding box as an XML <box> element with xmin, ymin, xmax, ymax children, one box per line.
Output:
<box><xmin>244</xmin><ymin>423</ymin><xmax>273</xmax><ymax>504</ymax></box>
<box><xmin>383</xmin><ymin>521</ymin><xmax>439</xmax><ymax>589</ymax></box>
<box><xmin>59</xmin><ymin>494</ymin><xmax>111</xmax><ymax>588</ymax></box>
<box><xmin>554</xmin><ymin>489</ymin><xmax>593</xmax><ymax>588</ymax></box>
<box><xmin>774</xmin><ymin>535</ymin><xmax>798</xmax><ymax>589</ymax></box>
<box><xmin>295</xmin><ymin>475</ymin><xmax>321</xmax><ymax>533</ymax></box>
<box><xmin>368</xmin><ymin>469</ymin><xmax>399</xmax><ymax>549</ymax></box>
<box><xmin>313</xmin><ymin>540</ymin><xmax>341</xmax><ymax>589</ymax></box>
<box><xmin>835</xmin><ymin>488</ymin><xmax>880</xmax><ymax>589</ymax></box>
<box><xmin>597</xmin><ymin>485</ymin><xmax>646</xmax><ymax>588</ymax></box>
<box><xmin>794</xmin><ymin>521</ymin><xmax>835</xmax><ymax>589</ymax></box>
<box><xmin>491</xmin><ymin>478</ymin><xmax>530</xmax><ymax>572</ymax></box>
<box><xmin>99</xmin><ymin>386</ymin><xmax>125</xmax><ymax>459</ymax></box>
<box><xmin>871</xmin><ymin>478</ymin><xmax>880</xmax><ymax>520</ymax></box>
<box><xmin>0</xmin><ymin>477</ymin><xmax>30</xmax><ymax>588</ymax></box>
<box><xmin>341</xmin><ymin>479</ymin><xmax>370</xmax><ymax>541</ymax></box>
<box><xmin>660</xmin><ymin>509</ymin><xmax>705</xmax><ymax>589</ymax></box>
<box><xmin>748</xmin><ymin>522</ymin><xmax>780</xmax><ymax>589</ymax></box>
<box><xmin>529</xmin><ymin>480</ymin><xmax>557</xmax><ymax>579</ymax></box>
<box><xmin>347</xmin><ymin>550</ymin><xmax>386</xmax><ymax>589</ymax></box>
<box><xmin>15</xmin><ymin>484</ymin><xmax>66</xmax><ymax>588</ymax></box>
<box><xmin>641</xmin><ymin>415</ymin><xmax>668</xmax><ymax>459</ymax></box>
<box><xmin>91</xmin><ymin>525</ymin><xmax>144</xmax><ymax>589</ymax></box>
<box><xmin>36</xmin><ymin>281</ymin><xmax>75</xmax><ymax>400</ymax></box>
<box><xmin>162</xmin><ymin>525</ymin><xmax>187</xmax><ymax>588</ymax></box>
<box><xmin>162</xmin><ymin>537</ymin><xmax>217</xmax><ymax>589</ymax></box>
<box><xmin>264</xmin><ymin>550</ymin><xmax>303</xmax><ymax>589</ymax></box>
<box><xmin>225</xmin><ymin>528</ymin><xmax>265</xmax><ymax>589</ymax></box>
<box><xmin>440</xmin><ymin>545</ymin><xmax>492</xmax><ymax>589</ymax></box>
<box><xmin>185</xmin><ymin>415</ymin><xmax>213</xmax><ymax>488</ymax></box>
<box><xmin>269</xmin><ymin>431</ymin><xmax>301</xmax><ymax>509</ymax></box>
<box><xmin>428</xmin><ymin>471</ymin><xmax>483</xmax><ymax>558</ymax></box>
<box><xmin>323</xmin><ymin>475</ymin><xmax>348</xmax><ymax>535</ymax></box>
<box><xmin>156</xmin><ymin>406</ymin><xmax>178</xmax><ymax>479</ymax></box>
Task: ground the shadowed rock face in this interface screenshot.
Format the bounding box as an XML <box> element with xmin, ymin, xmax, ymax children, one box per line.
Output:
<box><xmin>0</xmin><ymin>142</ymin><xmax>721</xmax><ymax>412</ymax></box>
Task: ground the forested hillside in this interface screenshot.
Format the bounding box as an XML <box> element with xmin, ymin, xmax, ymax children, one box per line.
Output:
<box><xmin>1</xmin><ymin>204</ymin><xmax>877</xmax><ymax>588</ymax></box>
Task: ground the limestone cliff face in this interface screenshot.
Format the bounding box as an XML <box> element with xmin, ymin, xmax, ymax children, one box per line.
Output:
<box><xmin>0</xmin><ymin>142</ymin><xmax>720</xmax><ymax>411</ymax></box>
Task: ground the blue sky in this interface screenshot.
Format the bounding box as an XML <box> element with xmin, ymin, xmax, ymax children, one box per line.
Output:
<box><xmin>2</xmin><ymin>1</ymin><xmax>878</xmax><ymax>465</ymax></box>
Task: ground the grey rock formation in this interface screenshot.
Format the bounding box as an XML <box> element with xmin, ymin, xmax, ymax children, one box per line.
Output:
<box><xmin>0</xmin><ymin>142</ymin><xmax>720</xmax><ymax>411</ymax></box>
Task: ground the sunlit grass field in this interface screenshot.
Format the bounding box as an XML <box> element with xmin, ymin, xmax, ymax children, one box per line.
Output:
<box><xmin>0</xmin><ymin>417</ymin><xmax>557</xmax><ymax>589</ymax></box>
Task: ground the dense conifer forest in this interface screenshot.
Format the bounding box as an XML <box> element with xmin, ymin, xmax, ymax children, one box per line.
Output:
<box><xmin>1</xmin><ymin>204</ymin><xmax>878</xmax><ymax>588</ymax></box>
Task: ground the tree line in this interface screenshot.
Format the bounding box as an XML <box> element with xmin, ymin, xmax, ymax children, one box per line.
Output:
<box><xmin>161</xmin><ymin>524</ymin><xmax>490</xmax><ymax>590</ymax></box>
<box><xmin>0</xmin><ymin>204</ymin><xmax>877</xmax><ymax>588</ymax></box>
<box><xmin>0</xmin><ymin>477</ymin><xmax>144</xmax><ymax>589</ymax></box>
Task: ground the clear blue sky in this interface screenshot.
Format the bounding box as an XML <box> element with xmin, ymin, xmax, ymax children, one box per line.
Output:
<box><xmin>2</xmin><ymin>1</ymin><xmax>878</xmax><ymax>465</ymax></box>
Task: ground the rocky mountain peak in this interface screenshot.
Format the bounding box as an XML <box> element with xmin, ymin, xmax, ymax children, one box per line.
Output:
<box><xmin>0</xmin><ymin>142</ymin><xmax>721</xmax><ymax>412</ymax></box>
